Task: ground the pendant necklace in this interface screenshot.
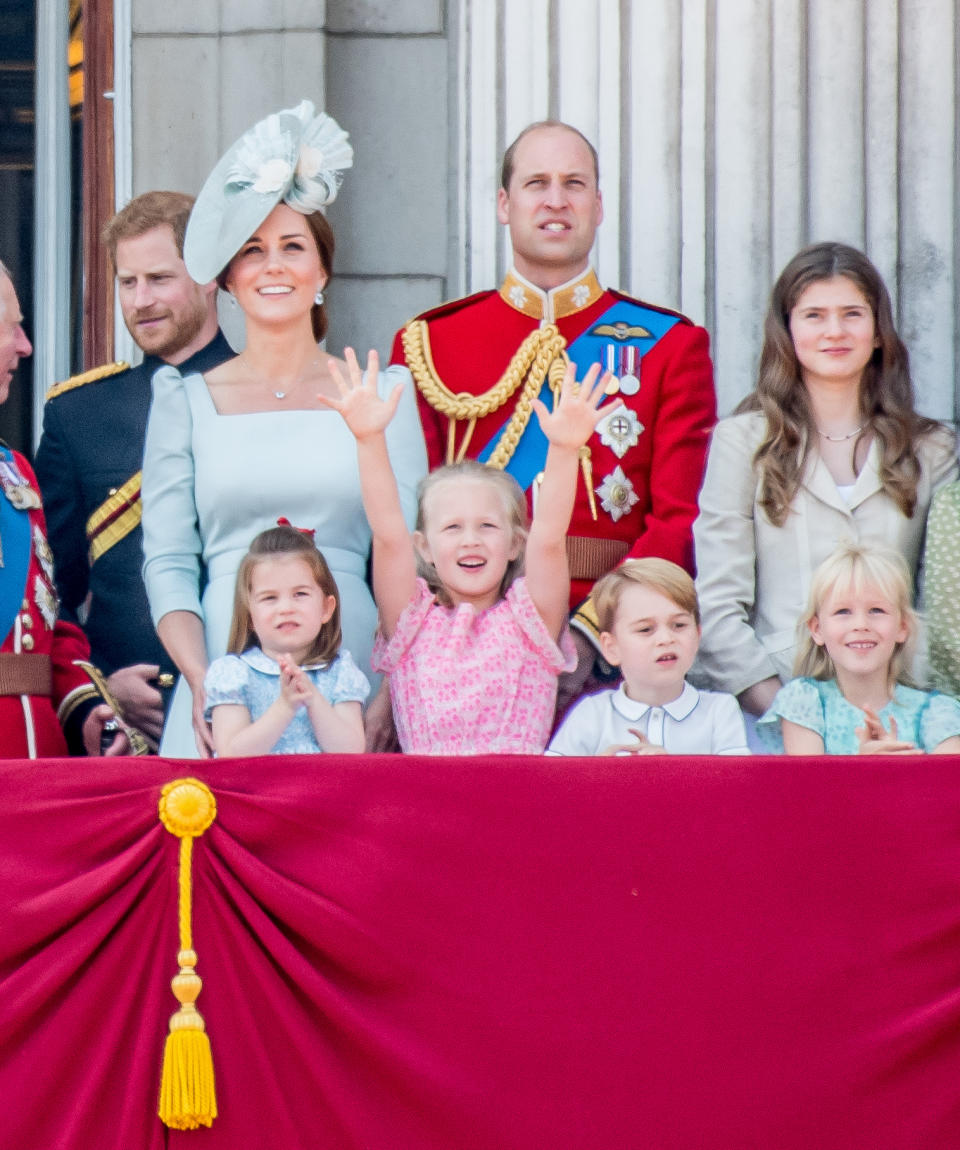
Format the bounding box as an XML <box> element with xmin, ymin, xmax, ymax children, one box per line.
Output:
<box><xmin>239</xmin><ymin>354</ymin><xmax>322</xmax><ymax>400</ymax></box>
<box><xmin>817</xmin><ymin>422</ymin><xmax>866</xmax><ymax>443</ymax></box>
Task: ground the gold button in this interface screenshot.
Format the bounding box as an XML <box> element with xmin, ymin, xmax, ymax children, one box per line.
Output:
<box><xmin>21</xmin><ymin>633</ymin><xmax>34</xmax><ymax>651</ymax></box>
<box><xmin>20</xmin><ymin>613</ymin><xmax>32</xmax><ymax>629</ymax></box>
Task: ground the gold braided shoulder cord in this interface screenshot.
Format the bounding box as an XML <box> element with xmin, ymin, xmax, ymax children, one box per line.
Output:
<box><xmin>403</xmin><ymin>320</ymin><xmax>568</xmax><ymax>468</ymax></box>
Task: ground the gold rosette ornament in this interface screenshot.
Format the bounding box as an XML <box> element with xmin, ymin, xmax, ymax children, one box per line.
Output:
<box><xmin>157</xmin><ymin>778</ymin><xmax>218</xmax><ymax>1130</ymax></box>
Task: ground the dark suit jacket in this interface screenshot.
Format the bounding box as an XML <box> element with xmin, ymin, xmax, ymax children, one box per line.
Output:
<box><xmin>34</xmin><ymin>331</ymin><xmax>233</xmax><ymax>679</ymax></box>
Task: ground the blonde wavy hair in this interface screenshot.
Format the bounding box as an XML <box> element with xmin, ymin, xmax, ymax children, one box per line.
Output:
<box><xmin>414</xmin><ymin>461</ymin><xmax>528</xmax><ymax>607</ymax></box>
<box><xmin>794</xmin><ymin>542</ymin><xmax>918</xmax><ymax>687</ymax></box>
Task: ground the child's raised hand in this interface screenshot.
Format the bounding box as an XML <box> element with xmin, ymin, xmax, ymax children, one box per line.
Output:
<box><xmin>318</xmin><ymin>347</ymin><xmax>405</xmax><ymax>440</ymax></box>
<box><xmin>531</xmin><ymin>360</ymin><xmax>623</xmax><ymax>450</ymax></box>
<box><xmin>278</xmin><ymin>654</ymin><xmax>313</xmax><ymax>711</ymax></box>
<box><xmin>855</xmin><ymin>706</ymin><xmax>917</xmax><ymax>755</ymax></box>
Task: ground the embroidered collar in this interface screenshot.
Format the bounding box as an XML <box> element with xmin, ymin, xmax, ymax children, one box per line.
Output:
<box><xmin>499</xmin><ymin>267</ymin><xmax>603</xmax><ymax>322</ymax></box>
<box><xmin>611</xmin><ymin>679</ymin><xmax>700</xmax><ymax>721</ymax></box>
<box><xmin>239</xmin><ymin>646</ymin><xmax>329</xmax><ymax>674</ymax></box>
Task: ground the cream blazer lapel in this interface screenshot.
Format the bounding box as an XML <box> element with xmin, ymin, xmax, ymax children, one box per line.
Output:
<box><xmin>802</xmin><ymin>438</ymin><xmax>883</xmax><ymax>515</ymax></box>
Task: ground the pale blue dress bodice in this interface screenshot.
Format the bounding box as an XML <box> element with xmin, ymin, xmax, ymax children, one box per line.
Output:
<box><xmin>141</xmin><ymin>363</ymin><xmax>426</xmax><ymax>757</ymax></box>
<box><xmin>757</xmin><ymin>677</ymin><xmax>960</xmax><ymax>754</ymax></box>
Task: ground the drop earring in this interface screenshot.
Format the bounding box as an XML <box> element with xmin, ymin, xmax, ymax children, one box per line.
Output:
<box><xmin>314</xmin><ymin>288</ymin><xmax>325</xmax><ymax>306</ymax></box>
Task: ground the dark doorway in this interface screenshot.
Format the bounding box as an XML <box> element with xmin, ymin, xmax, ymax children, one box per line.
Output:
<box><xmin>0</xmin><ymin>0</ymin><xmax>36</xmax><ymax>453</ymax></box>
<box><xmin>0</xmin><ymin>0</ymin><xmax>114</xmax><ymax>459</ymax></box>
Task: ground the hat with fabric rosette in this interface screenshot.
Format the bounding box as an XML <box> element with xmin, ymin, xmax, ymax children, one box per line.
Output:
<box><xmin>183</xmin><ymin>100</ymin><xmax>353</xmax><ymax>284</ymax></box>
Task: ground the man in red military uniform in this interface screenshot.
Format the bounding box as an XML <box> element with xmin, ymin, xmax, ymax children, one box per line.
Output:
<box><xmin>0</xmin><ymin>263</ymin><xmax>120</xmax><ymax>757</ymax></box>
<box><xmin>391</xmin><ymin>121</ymin><xmax>716</xmax><ymax>702</ymax></box>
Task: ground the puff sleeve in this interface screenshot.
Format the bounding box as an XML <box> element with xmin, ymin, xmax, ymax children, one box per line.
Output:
<box><xmin>141</xmin><ymin>365</ymin><xmax>204</xmax><ymax>627</ymax></box>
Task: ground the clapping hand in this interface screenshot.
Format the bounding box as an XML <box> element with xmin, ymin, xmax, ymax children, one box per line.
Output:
<box><xmin>855</xmin><ymin>706</ymin><xmax>917</xmax><ymax>755</ymax></box>
<box><xmin>603</xmin><ymin>728</ymin><xmax>669</xmax><ymax>756</ymax></box>
<box><xmin>278</xmin><ymin>654</ymin><xmax>314</xmax><ymax>712</ymax></box>
<box><xmin>320</xmin><ymin>347</ymin><xmax>405</xmax><ymax>439</ymax></box>
<box><xmin>532</xmin><ymin>361</ymin><xmax>622</xmax><ymax>449</ymax></box>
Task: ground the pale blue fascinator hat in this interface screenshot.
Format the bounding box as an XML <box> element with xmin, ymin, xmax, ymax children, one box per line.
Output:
<box><xmin>183</xmin><ymin>100</ymin><xmax>353</xmax><ymax>284</ymax></box>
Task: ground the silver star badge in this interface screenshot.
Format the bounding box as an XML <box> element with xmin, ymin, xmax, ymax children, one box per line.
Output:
<box><xmin>596</xmin><ymin>466</ymin><xmax>639</xmax><ymax>522</ymax></box>
<box><xmin>596</xmin><ymin>408</ymin><xmax>643</xmax><ymax>459</ymax></box>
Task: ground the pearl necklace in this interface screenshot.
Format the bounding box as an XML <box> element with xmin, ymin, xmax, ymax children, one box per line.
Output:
<box><xmin>817</xmin><ymin>422</ymin><xmax>866</xmax><ymax>443</ymax></box>
<box><xmin>239</xmin><ymin>354</ymin><xmax>321</xmax><ymax>400</ymax></box>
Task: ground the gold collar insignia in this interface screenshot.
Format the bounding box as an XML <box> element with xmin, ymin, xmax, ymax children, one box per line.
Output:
<box><xmin>499</xmin><ymin>267</ymin><xmax>603</xmax><ymax>322</ymax></box>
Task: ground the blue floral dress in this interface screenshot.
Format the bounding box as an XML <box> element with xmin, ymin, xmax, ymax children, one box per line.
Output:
<box><xmin>758</xmin><ymin>677</ymin><xmax>960</xmax><ymax>754</ymax></box>
<box><xmin>204</xmin><ymin>646</ymin><xmax>370</xmax><ymax>754</ymax></box>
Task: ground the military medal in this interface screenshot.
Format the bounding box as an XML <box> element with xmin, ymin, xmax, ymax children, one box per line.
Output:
<box><xmin>596</xmin><ymin>466</ymin><xmax>639</xmax><ymax>522</ymax></box>
<box><xmin>596</xmin><ymin>408</ymin><xmax>643</xmax><ymax>459</ymax></box>
<box><xmin>603</xmin><ymin>345</ymin><xmax>641</xmax><ymax>396</ymax></box>
<box><xmin>0</xmin><ymin>456</ymin><xmax>41</xmax><ymax>510</ymax></box>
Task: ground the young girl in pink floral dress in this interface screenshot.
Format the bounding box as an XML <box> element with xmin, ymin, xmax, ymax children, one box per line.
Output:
<box><xmin>322</xmin><ymin>349</ymin><xmax>620</xmax><ymax>754</ymax></box>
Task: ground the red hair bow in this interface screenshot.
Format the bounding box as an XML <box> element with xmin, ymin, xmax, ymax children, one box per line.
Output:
<box><xmin>276</xmin><ymin>516</ymin><xmax>316</xmax><ymax>538</ymax></box>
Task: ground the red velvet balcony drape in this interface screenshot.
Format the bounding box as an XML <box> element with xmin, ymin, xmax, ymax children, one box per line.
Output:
<box><xmin>2</xmin><ymin>754</ymin><xmax>960</xmax><ymax>1149</ymax></box>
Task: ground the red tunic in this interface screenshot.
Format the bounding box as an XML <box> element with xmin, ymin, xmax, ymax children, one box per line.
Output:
<box><xmin>0</xmin><ymin>450</ymin><xmax>97</xmax><ymax>758</ymax></box>
<box><xmin>391</xmin><ymin>269</ymin><xmax>716</xmax><ymax>610</ymax></box>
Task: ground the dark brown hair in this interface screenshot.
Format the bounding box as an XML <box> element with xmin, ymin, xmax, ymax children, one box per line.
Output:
<box><xmin>737</xmin><ymin>242</ymin><xmax>941</xmax><ymax>527</ymax></box>
<box><xmin>500</xmin><ymin>121</ymin><xmax>599</xmax><ymax>191</ymax></box>
<box><xmin>218</xmin><ymin>208</ymin><xmax>335</xmax><ymax>342</ymax></box>
<box><xmin>101</xmin><ymin>190</ymin><xmax>195</xmax><ymax>267</ymax></box>
<box><xmin>227</xmin><ymin>524</ymin><xmax>342</xmax><ymax>665</ymax></box>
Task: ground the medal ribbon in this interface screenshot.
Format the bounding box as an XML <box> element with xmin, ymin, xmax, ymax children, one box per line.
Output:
<box><xmin>478</xmin><ymin>300</ymin><xmax>680</xmax><ymax>491</ymax></box>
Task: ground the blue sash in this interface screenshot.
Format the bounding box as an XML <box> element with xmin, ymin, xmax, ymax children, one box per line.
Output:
<box><xmin>0</xmin><ymin>447</ymin><xmax>31</xmax><ymax>646</ymax></box>
<box><xmin>478</xmin><ymin>300</ymin><xmax>680</xmax><ymax>490</ymax></box>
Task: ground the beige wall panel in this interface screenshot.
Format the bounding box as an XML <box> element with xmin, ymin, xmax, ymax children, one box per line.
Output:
<box><xmin>713</xmin><ymin>0</ymin><xmax>771</xmax><ymax>412</ymax></box>
<box><xmin>898</xmin><ymin>0</ymin><xmax>956</xmax><ymax>421</ymax></box>
<box><xmin>131</xmin><ymin>35</ymin><xmax>220</xmax><ymax>195</ymax></box>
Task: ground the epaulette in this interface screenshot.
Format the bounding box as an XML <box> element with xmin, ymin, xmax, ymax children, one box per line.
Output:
<box><xmin>401</xmin><ymin>289</ymin><xmax>497</xmax><ymax>330</ymax></box>
<box><xmin>45</xmin><ymin>360</ymin><xmax>130</xmax><ymax>401</ymax></box>
<box><xmin>607</xmin><ymin>289</ymin><xmax>694</xmax><ymax>326</ymax></box>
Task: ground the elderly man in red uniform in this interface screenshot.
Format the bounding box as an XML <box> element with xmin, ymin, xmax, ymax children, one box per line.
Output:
<box><xmin>0</xmin><ymin>263</ymin><xmax>119</xmax><ymax>757</ymax></box>
<box><xmin>392</xmin><ymin>121</ymin><xmax>716</xmax><ymax>702</ymax></box>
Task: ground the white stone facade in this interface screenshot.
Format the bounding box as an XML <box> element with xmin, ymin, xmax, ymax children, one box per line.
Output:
<box><xmin>125</xmin><ymin>0</ymin><xmax>960</xmax><ymax>420</ymax></box>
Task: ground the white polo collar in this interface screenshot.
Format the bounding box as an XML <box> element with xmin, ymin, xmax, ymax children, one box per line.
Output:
<box><xmin>610</xmin><ymin>679</ymin><xmax>699</xmax><ymax>721</ymax></box>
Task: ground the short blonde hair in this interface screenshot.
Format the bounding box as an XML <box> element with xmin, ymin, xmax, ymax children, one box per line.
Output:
<box><xmin>794</xmin><ymin>542</ymin><xmax>917</xmax><ymax>685</ymax></box>
<box><xmin>415</xmin><ymin>461</ymin><xmax>529</xmax><ymax>606</ymax></box>
<box><xmin>593</xmin><ymin>558</ymin><xmax>700</xmax><ymax>633</ymax></box>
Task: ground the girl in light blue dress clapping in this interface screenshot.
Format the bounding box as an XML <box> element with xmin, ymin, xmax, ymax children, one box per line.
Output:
<box><xmin>204</xmin><ymin>522</ymin><xmax>369</xmax><ymax>756</ymax></box>
<box><xmin>758</xmin><ymin>542</ymin><xmax>960</xmax><ymax>755</ymax></box>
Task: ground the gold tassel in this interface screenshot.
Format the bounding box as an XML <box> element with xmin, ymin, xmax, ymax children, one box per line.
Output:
<box><xmin>157</xmin><ymin>778</ymin><xmax>218</xmax><ymax>1130</ymax></box>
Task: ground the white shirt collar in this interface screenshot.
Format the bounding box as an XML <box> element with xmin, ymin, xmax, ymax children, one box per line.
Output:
<box><xmin>611</xmin><ymin>679</ymin><xmax>699</xmax><ymax>721</ymax></box>
<box><xmin>238</xmin><ymin>647</ymin><xmax>327</xmax><ymax>674</ymax></box>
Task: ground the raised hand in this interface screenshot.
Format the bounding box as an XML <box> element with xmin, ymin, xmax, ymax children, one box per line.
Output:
<box><xmin>318</xmin><ymin>347</ymin><xmax>405</xmax><ymax>440</ymax></box>
<box><xmin>855</xmin><ymin>705</ymin><xmax>917</xmax><ymax>755</ymax></box>
<box><xmin>532</xmin><ymin>361</ymin><xmax>623</xmax><ymax>450</ymax></box>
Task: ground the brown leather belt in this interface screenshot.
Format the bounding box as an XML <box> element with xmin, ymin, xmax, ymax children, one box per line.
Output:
<box><xmin>0</xmin><ymin>653</ymin><xmax>53</xmax><ymax>696</ymax></box>
<box><xmin>566</xmin><ymin>536</ymin><xmax>630</xmax><ymax>583</ymax></box>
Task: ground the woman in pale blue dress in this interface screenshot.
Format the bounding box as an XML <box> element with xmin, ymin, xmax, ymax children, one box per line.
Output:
<box><xmin>141</xmin><ymin>102</ymin><xmax>426</xmax><ymax>756</ymax></box>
